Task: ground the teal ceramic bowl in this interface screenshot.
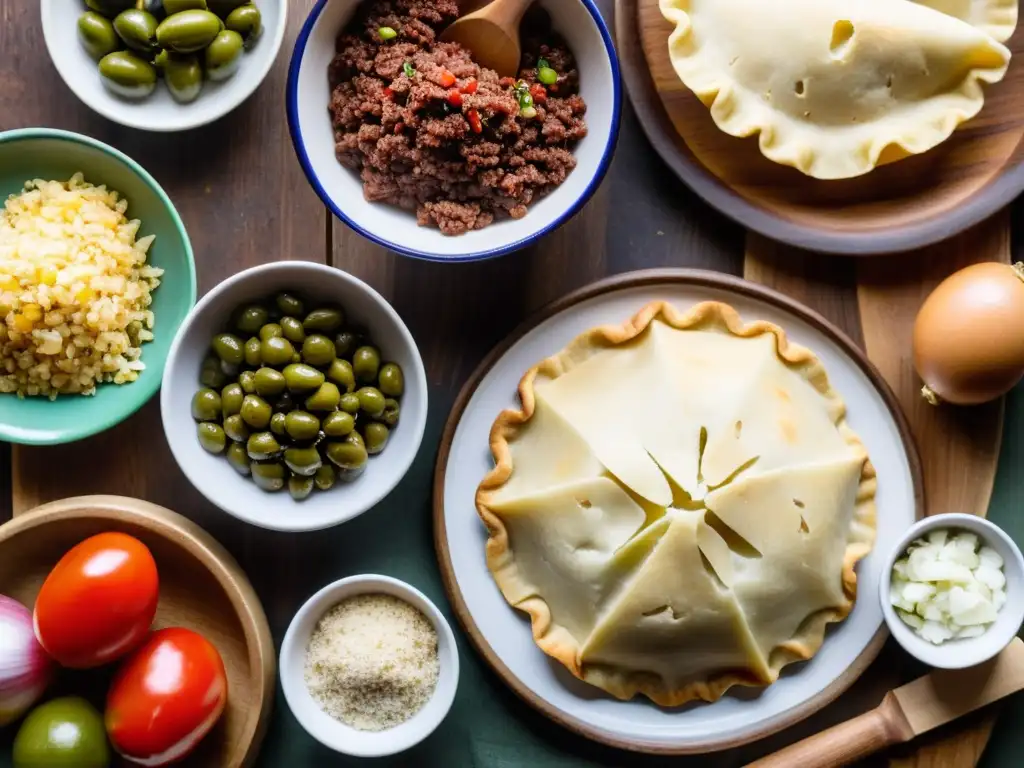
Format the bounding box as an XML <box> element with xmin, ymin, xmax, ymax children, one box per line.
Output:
<box><xmin>0</xmin><ymin>128</ymin><xmax>196</xmax><ymax>445</ymax></box>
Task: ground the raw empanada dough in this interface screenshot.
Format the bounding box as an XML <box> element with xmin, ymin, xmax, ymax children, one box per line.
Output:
<box><xmin>476</xmin><ymin>302</ymin><xmax>877</xmax><ymax>706</ymax></box>
<box><xmin>659</xmin><ymin>0</ymin><xmax>1013</xmax><ymax>179</ymax></box>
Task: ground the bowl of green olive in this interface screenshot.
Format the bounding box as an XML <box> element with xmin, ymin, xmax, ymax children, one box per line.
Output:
<box><xmin>41</xmin><ymin>0</ymin><xmax>286</xmax><ymax>132</ymax></box>
<box><xmin>160</xmin><ymin>262</ymin><xmax>427</xmax><ymax>532</ymax></box>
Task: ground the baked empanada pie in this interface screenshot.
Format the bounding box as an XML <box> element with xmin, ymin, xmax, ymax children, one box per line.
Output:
<box><xmin>659</xmin><ymin>0</ymin><xmax>1013</xmax><ymax>179</ymax></box>
<box><xmin>476</xmin><ymin>302</ymin><xmax>877</xmax><ymax>706</ymax></box>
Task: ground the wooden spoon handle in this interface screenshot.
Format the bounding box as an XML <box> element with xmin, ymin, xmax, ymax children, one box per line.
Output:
<box><xmin>746</xmin><ymin>693</ymin><xmax>915</xmax><ymax>768</ymax></box>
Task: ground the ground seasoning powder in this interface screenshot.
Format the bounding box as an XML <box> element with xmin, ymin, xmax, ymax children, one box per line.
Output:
<box><xmin>304</xmin><ymin>593</ymin><xmax>440</xmax><ymax>731</ymax></box>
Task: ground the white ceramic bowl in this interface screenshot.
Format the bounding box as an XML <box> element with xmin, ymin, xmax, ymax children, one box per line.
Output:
<box><xmin>280</xmin><ymin>574</ymin><xmax>460</xmax><ymax>757</ymax></box>
<box><xmin>160</xmin><ymin>261</ymin><xmax>427</xmax><ymax>532</ymax></box>
<box><xmin>287</xmin><ymin>0</ymin><xmax>621</xmax><ymax>261</ymax></box>
<box><xmin>879</xmin><ymin>513</ymin><xmax>1024</xmax><ymax>669</ymax></box>
<box><xmin>41</xmin><ymin>0</ymin><xmax>287</xmax><ymax>132</ymax></box>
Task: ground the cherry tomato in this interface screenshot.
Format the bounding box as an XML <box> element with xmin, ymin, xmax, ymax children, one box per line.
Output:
<box><xmin>34</xmin><ymin>532</ymin><xmax>159</xmax><ymax>669</ymax></box>
<box><xmin>106</xmin><ymin>628</ymin><xmax>228</xmax><ymax>767</ymax></box>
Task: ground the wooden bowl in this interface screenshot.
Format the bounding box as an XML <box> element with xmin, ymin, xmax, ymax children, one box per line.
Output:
<box><xmin>0</xmin><ymin>496</ymin><xmax>275</xmax><ymax>768</ymax></box>
<box><xmin>620</xmin><ymin>0</ymin><xmax>1024</xmax><ymax>255</ymax></box>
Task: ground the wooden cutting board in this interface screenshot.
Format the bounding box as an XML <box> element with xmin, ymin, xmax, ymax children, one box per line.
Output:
<box><xmin>617</xmin><ymin>1</ymin><xmax>1009</xmax><ymax>765</ymax></box>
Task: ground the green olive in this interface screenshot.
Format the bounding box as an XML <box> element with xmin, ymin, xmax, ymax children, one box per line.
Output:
<box><xmin>114</xmin><ymin>8</ymin><xmax>159</xmax><ymax>55</ymax></box>
<box><xmin>284</xmin><ymin>410</ymin><xmax>321</xmax><ymax>442</ymax></box>
<box><xmin>378</xmin><ymin>362</ymin><xmax>404</xmax><ymax>397</ymax></box>
<box><xmin>165</xmin><ymin>53</ymin><xmax>203</xmax><ymax>104</ymax></box>
<box><xmin>339</xmin><ymin>392</ymin><xmax>361</xmax><ymax>414</ymax></box>
<box><xmin>208</xmin><ymin>0</ymin><xmax>247</xmax><ymax>17</ymax></box>
<box><xmin>302</xmin><ymin>334</ymin><xmax>336</xmax><ymax>367</ymax></box>
<box><xmin>276</xmin><ymin>292</ymin><xmax>305</xmax><ymax>317</ymax></box>
<box><xmin>240</xmin><ymin>394</ymin><xmax>272</xmax><ymax>429</ymax></box>
<box><xmin>191</xmin><ymin>388</ymin><xmax>222</xmax><ymax>421</ymax></box>
<box><xmin>223</xmin><ymin>414</ymin><xmax>251</xmax><ymax>443</ymax></box>
<box><xmin>356</xmin><ymin>386</ymin><xmax>386</xmax><ymax>417</ymax></box>
<box><xmin>283</xmin><ymin>363</ymin><xmax>325</xmax><ymax>393</ymax></box>
<box><xmin>326</xmin><ymin>359</ymin><xmax>356</xmax><ymax>393</ymax></box>
<box><xmin>333</xmin><ymin>330</ymin><xmax>361</xmax><ymax>358</ymax></box>
<box><xmin>378</xmin><ymin>397</ymin><xmax>400</xmax><ymax>427</ymax></box>
<box><xmin>153</xmin><ymin>49</ymin><xmax>170</xmax><ymax>78</ymax></box>
<box><xmin>270</xmin><ymin>412</ymin><xmax>287</xmax><ymax>436</ymax></box>
<box><xmin>204</xmin><ymin>29</ymin><xmax>243</xmax><ymax>81</ymax></box>
<box><xmin>254</xmin><ymin>367</ymin><xmax>286</xmax><ymax>398</ymax></box>
<box><xmin>259</xmin><ymin>323</ymin><xmax>283</xmax><ymax>341</ymax></box>
<box><xmin>284</xmin><ymin>446</ymin><xmax>322</xmax><ymax>477</ymax></box>
<box><xmin>85</xmin><ymin>0</ymin><xmax>135</xmax><ymax>18</ymax></box>
<box><xmin>234</xmin><ymin>304</ymin><xmax>269</xmax><ymax>335</ymax></box>
<box><xmin>305</xmin><ymin>382</ymin><xmax>341</xmax><ymax>411</ymax></box>
<box><xmin>156</xmin><ymin>9</ymin><xmax>222</xmax><ymax>53</ymax></box>
<box><xmin>352</xmin><ymin>346</ymin><xmax>381</xmax><ymax>384</ymax></box>
<box><xmin>221</xmin><ymin>383</ymin><xmax>244</xmax><ymax>416</ymax></box>
<box><xmin>78</xmin><ymin>12</ymin><xmax>120</xmax><ymax>60</ymax></box>
<box><xmin>261</xmin><ymin>336</ymin><xmax>296</xmax><ymax>367</ymax></box>
<box><xmin>280</xmin><ymin>316</ymin><xmax>306</xmax><ymax>345</ymax></box>
<box><xmin>362</xmin><ymin>422</ymin><xmax>390</xmax><ymax>455</ymax></box>
<box><xmin>212</xmin><ymin>333</ymin><xmax>245</xmax><ymax>366</ymax></box>
<box><xmin>238</xmin><ymin>370</ymin><xmax>257</xmax><ymax>394</ymax></box>
<box><xmin>314</xmin><ymin>464</ymin><xmax>336</xmax><ymax>491</ymax></box>
<box><xmin>225</xmin><ymin>3</ymin><xmax>261</xmax><ymax>49</ymax></box>
<box><xmin>247</xmin><ymin>431</ymin><xmax>282</xmax><ymax>460</ymax></box>
<box><xmin>163</xmin><ymin>0</ymin><xmax>207</xmax><ymax>13</ymax></box>
<box><xmin>197</xmin><ymin>422</ymin><xmax>227</xmax><ymax>454</ymax></box>
<box><xmin>326</xmin><ymin>433</ymin><xmax>368</xmax><ymax>470</ymax></box>
<box><xmin>273</xmin><ymin>391</ymin><xmax>295</xmax><ymax>413</ymax></box>
<box><xmin>303</xmin><ymin>307</ymin><xmax>344</xmax><ymax>333</ymax></box>
<box><xmin>251</xmin><ymin>461</ymin><xmax>286</xmax><ymax>492</ymax></box>
<box><xmin>99</xmin><ymin>51</ymin><xmax>157</xmax><ymax>99</ymax></box>
<box><xmin>244</xmin><ymin>337</ymin><xmax>262</xmax><ymax>367</ymax></box>
<box><xmin>219</xmin><ymin>357</ymin><xmax>239</xmax><ymax>378</ymax></box>
<box><xmin>288</xmin><ymin>475</ymin><xmax>315</xmax><ymax>501</ymax></box>
<box><xmin>322</xmin><ymin>411</ymin><xmax>355</xmax><ymax>437</ymax></box>
<box><xmin>200</xmin><ymin>355</ymin><xmax>228</xmax><ymax>388</ymax></box>
<box><xmin>226</xmin><ymin>442</ymin><xmax>251</xmax><ymax>475</ymax></box>
<box><xmin>337</xmin><ymin>466</ymin><xmax>366</xmax><ymax>483</ymax></box>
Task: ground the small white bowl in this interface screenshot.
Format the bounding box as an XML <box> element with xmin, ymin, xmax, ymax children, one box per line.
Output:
<box><xmin>287</xmin><ymin>0</ymin><xmax>621</xmax><ymax>261</ymax></box>
<box><xmin>41</xmin><ymin>0</ymin><xmax>287</xmax><ymax>132</ymax></box>
<box><xmin>280</xmin><ymin>575</ymin><xmax>460</xmax><ymax>757</ymax></box>
<box><xmin>160</xmin><ymin>261</ymin><xmax>427</xmax><ymax>532</ymax></box>
<box><xmin>879</xmin><ymin>513</ymin><xmax>1024</xmax><ymax>669</ymax></box>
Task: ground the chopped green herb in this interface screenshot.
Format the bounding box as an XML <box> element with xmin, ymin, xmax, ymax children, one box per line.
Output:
<box><xmin>378</xmin><ymin>26</ymin><xmax>397</xmax><ymax>41</ymax></box>
<box><xmin>537</xmin><ymin>57</ymin><xmax>550</xmax><ymax>70</ymax></box>
<box><xmin>403</xmin><ymin>60</ymin><xmax>416</xmax><ymax>78</ymax></box>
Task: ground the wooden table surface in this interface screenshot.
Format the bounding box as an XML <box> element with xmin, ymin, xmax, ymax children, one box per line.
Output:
<box><xmin>0</xmin><ymin>1</ymin><xmax>1019</xmax><ymax>767</ymax></box>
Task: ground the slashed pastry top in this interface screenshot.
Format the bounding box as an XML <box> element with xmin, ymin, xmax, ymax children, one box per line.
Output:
<box><xmin>658</xmin><ymin>0</ymin><xmax>1014</xmax><ymax>179</ymax></box>
<box><xmin>475</xmin><ymin>302</ymin><xmax>877</xmax><ymax>706</ymax></box>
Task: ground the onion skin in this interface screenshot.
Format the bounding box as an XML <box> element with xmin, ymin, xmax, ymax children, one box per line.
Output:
<box><xmin>913</xmin><ymin>262</ymin><xmax>1024</xmax><ymax>406</ymax></box>
<box><xmin>0</xmin><ymin>595</ymin><xmax>52</xmax><ymax>726</ymax></box>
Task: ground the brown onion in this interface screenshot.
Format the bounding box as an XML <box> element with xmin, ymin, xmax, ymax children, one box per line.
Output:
<box><xmin>913</xmin><ymin>262</ymin><xmax>1024</xmax><ymax>406</ymax></box>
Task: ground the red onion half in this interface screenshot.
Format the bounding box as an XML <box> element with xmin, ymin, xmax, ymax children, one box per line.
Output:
<box><xmin>0</xmin><ymin>595</ymin><xmax>52</xmax><ymax>725</ymax></box>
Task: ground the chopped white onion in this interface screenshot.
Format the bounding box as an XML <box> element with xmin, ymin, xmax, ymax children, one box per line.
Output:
<box><xmin>890</xmin><ymin>529</ymin><xmax>1006</xmax><ymax>645</ymax></box>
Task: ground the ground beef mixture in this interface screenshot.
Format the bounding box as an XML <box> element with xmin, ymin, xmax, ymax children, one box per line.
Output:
<box><xmin>328</xmin><ymin>0</ymin><xmax>588</xmax><ymax>236</ymax></box>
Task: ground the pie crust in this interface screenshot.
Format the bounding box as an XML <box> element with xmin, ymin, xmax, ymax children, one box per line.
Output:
<box><xmin>475</xmin><ymin>302</ymin><xmax>877</xmax><ymax>706</ymax></box>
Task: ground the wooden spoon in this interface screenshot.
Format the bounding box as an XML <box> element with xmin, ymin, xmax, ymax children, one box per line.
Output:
<box><xmin>440</xmin><ymin>0</ymin><xmax>534</xmax><ymax>77</ymax></box>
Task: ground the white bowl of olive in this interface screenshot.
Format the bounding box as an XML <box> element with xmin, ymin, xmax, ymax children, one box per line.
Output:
<box><xmin>160</xmin><ymin>261</ymin><xmax>428</xmax><ymax>532</ymax></box>
<box><xmin>41</xmin><ymin>0</ymin><xmax>286</xmax><ymax>132</ymax></box>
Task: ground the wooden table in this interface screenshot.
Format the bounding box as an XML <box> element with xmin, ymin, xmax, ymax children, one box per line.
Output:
<box><xmin>0</xmin><ymin>1</ymin><xmax>1018</xmax><ymax>766</ymax></box>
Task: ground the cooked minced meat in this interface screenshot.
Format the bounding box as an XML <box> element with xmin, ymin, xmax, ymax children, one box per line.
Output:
<box><xmin>328</xmin><ymin>0</ymin><xmax>588</xmax><ymax>236</ymax></box>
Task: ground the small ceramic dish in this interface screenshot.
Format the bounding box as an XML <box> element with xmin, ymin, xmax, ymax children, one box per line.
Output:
<box><xmin>287</xmin><ymin>0</ymin><xmax>621</xmax><ymax>262</ymax></box>
<box><xmin>280</xmin><ymin>574</ymin><xmax>459</xmax><ymax>757</ymax></box>
<box><xmin>160</xmin><ymin>261</ymin><xmax>428</xmax><ymax>532</ymax></box>
<box><xmin>0</xmin><ymin>495</ymin><xmax>276</xmax><ymax>767</ymax></box>
<box><xmin>879</xmin><ymin>513</ymin><xmax>1024</xmax><ymax>670</ymax></box>
<box><xmin>0</xmin><ymin>128</ymin><xmax>197</xmax><ymax>446</ymax></box>
<box><xmin>40</xmin><ymin>0</ymin><xmax>287</xmax><ymax>132</ymax></box>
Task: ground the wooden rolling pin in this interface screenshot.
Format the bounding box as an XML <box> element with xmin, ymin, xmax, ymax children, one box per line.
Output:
<box><xmin>747</xmin><ymin>638</ymin><xmax>1024</xmax><ymax>768</ymax></box>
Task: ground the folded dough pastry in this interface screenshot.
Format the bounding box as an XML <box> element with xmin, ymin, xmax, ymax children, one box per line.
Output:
<box><xmin>659</xmin><ymin>0</ymin><xmax>1012</xmax><ymax>179</ymax></box>
<box><xmin>476</xmin><ymin>302</ymin><xmax>877</xmax><ymax>706</ymax></box>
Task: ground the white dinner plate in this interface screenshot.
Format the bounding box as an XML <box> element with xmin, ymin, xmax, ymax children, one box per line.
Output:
<box><xmin>434</xmin><ymin>269</ymin><xmax>923</xmax><ymax>754</ymax></box>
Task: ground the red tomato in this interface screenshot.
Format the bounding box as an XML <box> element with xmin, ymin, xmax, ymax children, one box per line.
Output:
<box><xmin>106</xmin><ymin>628</ymin><xmax>228</xmax><ymax>767</ymax></box>
<box><xmin>34</xmin><ymin>532</ymin><xmax>159</xmax><ymax>669</ymax></box>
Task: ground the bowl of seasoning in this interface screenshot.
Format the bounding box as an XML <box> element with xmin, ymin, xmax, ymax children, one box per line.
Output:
<box><xmin>160</xmin><ymin>261</ymin><xmax>428</xmax><ymax>532</ymax></box>
<box><xmin>280</xmin><ymin>574</ymin><xmax>459</xmax><ymax>757</ymax></box>
<box><xmin>880</xmin><ymin>513</ymin><xmax>1024</xmax><ymax>669</ymax></box>
<box><xmin>41</xmin><ymin>0</ymin><xmax>287</xmax><ymax>132</ymax></box>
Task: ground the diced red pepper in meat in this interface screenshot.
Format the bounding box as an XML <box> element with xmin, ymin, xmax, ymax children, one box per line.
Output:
<box><xmin>461</xmin><ymin>79</ymin><xmax>479</xmax><ymax>95</ymax></box>
<box><xmin>467</xmin><ymin>108</ymin><xmax>483</xmax><ymax>134</ymax></box>
<box><xmin>439</xmin><ymin>70</ymin><xmax>456</xmax><ymax>87</ymax></box>
<box><xmin>394</xmin><ymin>122</ymin><xmax>404</xmax><ymax>134</ymax></box>
<box><xmin>382</xmin><ymin>87</ymin><xmax>393</xmax><ymax>100</ymax></box>
<box><xmin>529</xmin><ymin>84</ymin><xmax>547</xmax><ymax>104</ymax></box>
<box><xmin>499</xmin><ymin>77</ymin><xmax>515</xmax><ymax>88</ymax></box>
<box><xmin>447</xmin><ymin>89</ymin><xmax>463</xmax><ymax>108</ymax></box>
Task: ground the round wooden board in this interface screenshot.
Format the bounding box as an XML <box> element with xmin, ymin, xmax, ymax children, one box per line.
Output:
<box><xmin>433</xmin><ymin>269</ymin><xmax>925</xmax><ymax>754</ymax></box>
<box><xmin>0</xmin><ymin>495</ymin><xmax>276</xmax><ymax>768</ymax></box>
<box><xmin>618</xmin><ymin>0</ymin><xmax>1024</xmax><ymax>255</ymax></box>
